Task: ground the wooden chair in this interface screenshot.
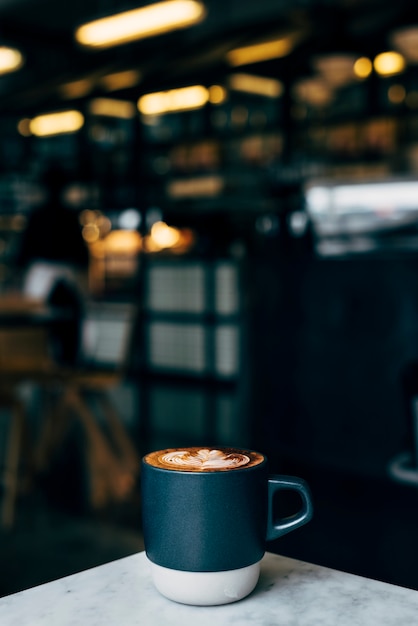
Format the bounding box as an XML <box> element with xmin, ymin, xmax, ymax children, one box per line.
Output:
<box><xmin>36</xmin><ymin>302</ymin><xmax>140</xmax><ymax>511</ymax></box>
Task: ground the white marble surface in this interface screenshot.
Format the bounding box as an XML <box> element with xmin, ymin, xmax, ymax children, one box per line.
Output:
<box><xmin>1</xmin><ymin>551</ymin><xmax>418</xmax><ymax>625</ymax></box>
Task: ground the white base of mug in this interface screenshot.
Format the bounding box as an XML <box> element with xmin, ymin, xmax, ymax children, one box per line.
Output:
<box><xmin>148</xmin><ymin>558</ymin><xmax>261</xmax><ymax>606</ymax></box>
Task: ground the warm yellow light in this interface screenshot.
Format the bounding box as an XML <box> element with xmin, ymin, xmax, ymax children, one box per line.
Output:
<box><xmin>167</xmin><ymin>175</ymin><xmax>224</xmax><ymax>198</ymax></box>
<box><xmin>89</xmin><ymin>98</ymin><xmax>137</xmax><ymax>118</ymax></box>
<box><xmin>75</xmin><ymin>0</ymin><xmax>206</xmax><ymax>49</ymax></box>
<box><xmin>208</xmin><ymin>84</ymin><xmax>227</xmax><ymax>104</ymax></box>
<box><xmin>138</xmin><ymin>85</ymin><xmax>209</xmax><ymax>115</ymax></box>
<box><xmin>82</xmin><ymin>223</ymin><xmax>101</xmax><ymax>243</ymax></box>
<box><xmin>374</xmin><ymin>51</ymin><xmax>406</xmax><ymax>76</ymax></box>
<box><xmin>28</xmin><ymin>110</ymin><xmax>85</xmax><ymax>137</ymax></box>
<box><xmin>150</xmin><ymin>221</ymin><xmax>181</xmax><ymax>249</ymax></box>
<box><xmin>354</xmin><ymin>56</ymin><xmax>373</xmax><ymax>79</ymax></box>
<box><xmin>80</xmin><ymin>209</ymin><xmax>100</xmax><ymax>226</ymax></box>
<box><xmin>0</xmin><ymin>46</ymin><xmax>24</xmax><ymax>75</ymax></box>
<box><xmin>104</xmin><ymin>230</ymin><xmax>142</xmax><ymax>254</ymax></box>
<box><xmin>144</xmin><ymin>226</ymin><xmax>195</xmax><ymax>254</ymax></box>
<box><xmin>58</xmin><ymin>78</ymin><xmax>94</xmax><ymax>99</ymax></box>
<box><xmin>229</xmin><ymin>73</ymin><xmax>283</xmax><ymax>98</ymax></box>
<box><xmin>226</xmin><ymin>35</ymin><xmax>297</xmax><ymax>67</ymax></box>
<box><xmin>100</xmin><ymin>69</ymin><xmax>142</xmax><ymax>91</ymax></box>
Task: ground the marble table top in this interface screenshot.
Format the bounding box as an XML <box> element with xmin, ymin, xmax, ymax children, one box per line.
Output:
<box><xmin>1</xmin><ymin>551</ymin><xmax>418</xmax><ymax>625</ymax></box>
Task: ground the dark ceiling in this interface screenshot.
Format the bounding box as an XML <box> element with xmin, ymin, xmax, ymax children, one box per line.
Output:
<box><xmin>0</xmin><ymin>0</ymin><xmax>417</xmax><ymax>117</ymax></box>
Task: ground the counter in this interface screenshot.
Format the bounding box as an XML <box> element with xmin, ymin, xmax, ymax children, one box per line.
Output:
<box><xmin>0</xmin><ymin>551</ymin><xmax>417</xmax><ymax>625</ymax></box>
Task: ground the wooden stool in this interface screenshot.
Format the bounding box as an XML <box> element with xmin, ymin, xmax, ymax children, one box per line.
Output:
<box><xmin>35</xmin><ymin>376</ymin><xmax>140</xmax><ymax>511</ymax></box>
<box><xmin>34</xmin><ymin>302</ymin><xmax>141</xmax><ymax>511</ymax></box>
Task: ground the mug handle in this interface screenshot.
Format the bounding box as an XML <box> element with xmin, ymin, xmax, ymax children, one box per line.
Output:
<box><xmin>266</xmin><ymin>475</ymin><xmax>313</xmax><ymax>542</ymax></box>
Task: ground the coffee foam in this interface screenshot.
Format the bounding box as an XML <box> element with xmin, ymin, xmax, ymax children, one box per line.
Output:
<box><xmin>144</xmin><ymin>447</ymin><xmax>264</xmax><ymax>472</ymax></box>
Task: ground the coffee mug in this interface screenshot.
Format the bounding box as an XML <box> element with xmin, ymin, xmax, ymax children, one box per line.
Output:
<box><xmin>141</xmin><ymin>446</ymin><xmax>313</xmax><ymax>605</ymax></box>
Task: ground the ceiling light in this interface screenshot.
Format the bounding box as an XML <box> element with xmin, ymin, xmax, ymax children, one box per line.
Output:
<box><xmin>89</xmin><ymin>98</ymin><xmax>137</xmax><ymax>118</ymax></box>
<box><xmin>100</xmin><ymin>69</ymin><xmax>142</xmax><ymax>92</ymax></box>
<box><xmin>75</xmin><ymin>0</ymin><xmax>206</xmax><ymax>49</ymax></box>
<box><xmin>0</xmin><ymin>46</ymin><xmax>24</xmax><ymax>75</ymax></box>
<box><xmin>353</xmin><ymin>57</ymin><xmax>373</xmax><ymax>79</ymax></box>
<box><xmin>208</xmin><ymin>85</ymin><xmax>227</xmax><ymax>104</ymax></box>
<box><xmin>27</xmin><ymin>110</ymin><xmax>84</xmax><ymax>137</ymax></box>
<box><xmin>226</xmin><ymin>33</ymin><xmax>299</xmax><ymax>67</ymax></box>
<box><xmin>229</xmin><ymin>73</ymin><xmax>283</xmax><ymax>98</ymax></box>
<box><xmin>390</xmin><ymin>25</ymin><xmax>418</xmax><ymax>63</ymax></box>
<box><xmin>374</xmin><ymin>51</ymin><xmax>405</xmax><ymax>76</ymax></box>
<box><xmin>58</xmin><ymin>78</ymin><xmax>94</xmax><ymax>99</ymax></box>
<box><xmin>138</xmin><ymin>85</ymin><xmax>209</xmax><ymax>115</ymax></box>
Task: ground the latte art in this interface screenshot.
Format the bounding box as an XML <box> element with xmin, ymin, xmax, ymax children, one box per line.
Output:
<box><xmin>161</xmin><ymin>449</ymin><xmax>251</xmax><ymax>470</ymax></box>
<box><xmin>145</xmin><ymin>447</ymin><xmax>264</xmax><ymax>471</ymax></box>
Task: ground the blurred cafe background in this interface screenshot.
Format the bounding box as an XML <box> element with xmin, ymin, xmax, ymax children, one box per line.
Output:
<box><xmin>2</xmin><ymin>0</ymin><xmax>418</xmax><ymax>597</ymax></box>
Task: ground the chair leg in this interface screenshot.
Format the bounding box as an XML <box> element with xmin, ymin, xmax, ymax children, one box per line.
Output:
<box><xmin>2</xmin><ymin>400</ymin><xmax>25</xmax><ymax>529</ymax></box>
<box><xmin>34</xmin><ymin>385</ymin><xmax>72</xmax><ymax>474</ymax></box>
<box><xmin>97</xmin><ymin>392</ymin><xmax>140</xmax><ymax>476</ymax></box>
<box><xmin>61</xmin><ymin>386</ymin><xmax>135</xmax><ymax>509</ymax></box>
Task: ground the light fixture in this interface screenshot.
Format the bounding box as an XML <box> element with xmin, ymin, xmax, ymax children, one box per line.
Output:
<box><xmin>390</xmin><ymin>25</ymin><xmax>418</xmax><ymax>64</ymax></box>
<box><xmin>373</xmin><ymin>51</ymin><xmax>406</xmax><ymax>76</ymax></box>
<box><xmin>228</xmin><ymin>73</ymin><xmax>283</xmax><ymax>98</ymax></box>
<box><xmin>58</xmin><ymin>78</ymin><xmax>94</xmax><ymax>99</ymax></box>
<box><xmin>150</xmin><ymin>221</ymin><xmax>181</xmax><ymax>249</ymax></box>
<box><xmin>226</xmin><ymin>32</ymin><xmax>300</xmax><ymax>67</ymax></box>
<box><xmin>0</xmin><ymin>46</ymin><xmax>24</xmax><ymax>75</ymax></box>
<box><xmin>101</xmin><ymin>229</ymin><xmax>142</xmax><ymax>253</ymax></box>
<box><xmin>100</xmin><ymin>69</ymin><xmax>142</xmax><ymax>92</ymax></box>
<box><xmin>25</xmin><ymin>110</ymin><xmax>84</xmax><ymax>137</ymax></box>
<box><xmin>353</xmin><ymin>57</ymin><xmax>373</xmax><ymax>79</ymax></box>
<box><xmin>138</xmin><ymin>85</ymin><xmax>209</xmax><ymax>115</ymax></box>
<box><xmin>313</xmin><ymin>54</ymin><xmax>357</xmax><ymax>88</ymax></box>
<box><xmin>75</xmin><ymin>0</ymin><xmax>206</xmax><ymax>49</ymax></box>
<box><xmin>88</xmin><ymin>98</ymin><xmax>137</xmax><ymax>119</ymax></box>
<box><xmin>208</xmin><ymin>85</ymin><xmax>227</xmax><ymax>104</ymax></box>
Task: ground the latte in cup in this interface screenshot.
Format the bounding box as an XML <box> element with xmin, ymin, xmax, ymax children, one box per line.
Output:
<box><xmin>142</xmin><ymin>445</ymin><xmax>313</xmax><ymax>605</ymax></box>
<box><xmin>144</xmin><ymin>447</ymin><xmax>265</xmax><ymax>472</ymax></box>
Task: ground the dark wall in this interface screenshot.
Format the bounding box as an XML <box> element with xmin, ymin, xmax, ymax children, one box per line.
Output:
<box><xmin>249</xmin><ymin>255</ymin><xmax>418</xmax><ymax>478</ymax></box>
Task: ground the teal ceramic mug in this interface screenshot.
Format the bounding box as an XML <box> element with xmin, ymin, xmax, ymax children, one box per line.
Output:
<box><xmin>142</xmin><ymin>446</ymin><xmax>313</xmax><ymax>605</ymax></box>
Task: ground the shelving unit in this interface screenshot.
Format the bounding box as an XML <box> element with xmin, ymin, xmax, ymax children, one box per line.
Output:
<box><xmin>136</xmin><ymin>254</ymin><xmax>251</xmax><ymax>452</ymax></box>
<box><xmin>140</xmin><ymin>91</ymin><xmax>284</xmax><ymax>217</ymax></box>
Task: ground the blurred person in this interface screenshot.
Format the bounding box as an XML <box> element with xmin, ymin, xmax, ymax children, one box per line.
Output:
<box><xmin>15</xmin><ymin>165</ymin><xmax>90</xmax><ymax>366</ymax></box>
